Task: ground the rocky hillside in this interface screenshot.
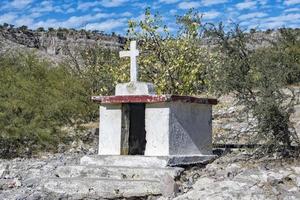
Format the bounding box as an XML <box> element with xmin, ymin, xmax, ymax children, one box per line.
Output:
<box><xmin>212</xmin><ymin>88</ymin><xmax>300</xmax><ymax>146</ymax></box>
<box><xmin>0</xmin><ymin>24</ymin><xmax>126</xmax><ymax>62</ymax></box>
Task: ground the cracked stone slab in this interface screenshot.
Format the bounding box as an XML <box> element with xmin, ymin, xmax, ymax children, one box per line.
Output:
<box><xmin>44</xmin><ymin>178</ymin><xmax>161</xmax><ymax>199</ymax></box>
<box><xmin>55</xmin><ymin>165</ymin><xmax>183</xmax><ymax>181</ymax></box>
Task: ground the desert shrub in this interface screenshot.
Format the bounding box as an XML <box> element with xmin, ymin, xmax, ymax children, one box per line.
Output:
<box><xmin>0</xmin><ymin>52</ymin><xmax>93</xmax><ymax>157</ymax></box>
<box><xmin>79</xmin><ymin>45</ymin><xmax>128</xmax><ymax>95</ymax></box>
<box><xmin>277</xmin><ymin>28</ymin><xmax>300</xmax><ymax>84</ymax></box>
<box><xmin>126</xmin><ymin>9</ymin><xmax>218</xmax><ymax>95</ymax></box>
<box><xmin>206</xmin><ymin>24</ymin><xmax>300</xmax><ymax>155</ymax></box>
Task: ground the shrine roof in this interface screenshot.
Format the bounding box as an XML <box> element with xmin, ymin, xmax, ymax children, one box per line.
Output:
<box><xmin>91</xmin><ymin>95</ymin><xmax>218</xmax><ymax>105</ymax></box>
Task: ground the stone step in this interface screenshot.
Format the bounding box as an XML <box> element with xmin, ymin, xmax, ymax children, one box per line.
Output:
<box><xmin>55</xmin><ymin>165</ymin><xmax>183</xmax><ymax>181</ymax></box>
<box><xmin>80</xmin><ymin>155</ymin><xmax>169</xmax><ymax>167</ymax></box>
<box><xmin>44</xmin><ymin>178</ymin><xmax>162</xmax><ymax>199</ymax></box>
<box><xmin>80</xmin><ymin>155</ymin><xmax>216</xmax><ymax>167</ymax></box>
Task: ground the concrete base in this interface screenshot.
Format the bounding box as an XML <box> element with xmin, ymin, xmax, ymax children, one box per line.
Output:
<box><xmin>115</xmin><ymin>82</ymin><xmax>156</xmax><ymax>95</ymax></box>
<box><xmin>167</xmin><ymin>155</ymin><xmax>216</xmax><ymax>166</ymax></box>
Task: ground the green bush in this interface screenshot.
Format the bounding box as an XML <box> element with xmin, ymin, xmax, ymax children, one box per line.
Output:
<box><xmin>126</xmin><ymin>9</ymin><xmax>218</xmax><ymax>95</ymax></box>
<box><xmin>0</xmin><ymin>52</ymin><xmax>94</xmax><ymax>157</ymax></box>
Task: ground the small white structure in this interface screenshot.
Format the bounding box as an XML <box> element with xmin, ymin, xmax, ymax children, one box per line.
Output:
<box><xmin>92</xmin><ymin>41</ymin><xmax>217</xmax><ymax>165</ymax></box>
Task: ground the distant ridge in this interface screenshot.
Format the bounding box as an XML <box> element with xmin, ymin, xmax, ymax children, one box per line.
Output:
<box><xmin>0</xmin><ymin>24</ymin><xmax>126</xmax><ymax>62</ymax></box>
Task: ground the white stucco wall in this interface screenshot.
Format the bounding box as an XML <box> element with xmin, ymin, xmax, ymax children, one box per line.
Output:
<box><xmin>144</xmin><ymin>103</ymin><xmax>170</xmax><ymax>156</ymax></box>
<box><xmin>98</xmin><ymin>104</ymin><xmax>122</xmax><ymax>155</ymax></box>
<box><xmin>169</xmin><ymin>102</ymin><xmax>212</xmax><ymax>155</ymax></box>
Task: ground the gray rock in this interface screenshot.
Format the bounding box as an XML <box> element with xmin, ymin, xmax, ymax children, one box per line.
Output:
<box><xmin>44</xmin><ymin>178</ymin><xmax>161</xmax><ymax>199</ymax></box>
<box><xmin>55</xmin><ymin>165</ymin><xmax>183</xmax><ymax>181</ymax></box>
<box><xmin>0</xmin><ymin>163</ymin><xmax>9</xmax><ymax>178</ymax></box>
<box><xmin>160</xmin><ymin>174</ymin><xmax>179</xmax><ymax>198</ymax></box>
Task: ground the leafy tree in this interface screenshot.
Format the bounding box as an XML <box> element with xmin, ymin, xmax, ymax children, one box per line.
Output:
<box><xmin>19</xmin><ymin>25</ymin><xmax>28</xmax><ymax>31</ymax></box>
<box><xmin>48</xmin><ymin>27</ymin><xmax>55</xmax><ymax>32</ymax></box>
<box><xmin>127</xmin><ymin>8</ymin><xmax>217</xmax><ymax>94</ymax></box>
<box><xmin>37</xmin><ymin>27</ymin><xmax>45</xmax><ymax>32</ymax></box>
<box><xmin>3</xmin><ymin>23</ymin><xmax>9</xmax><ymax>28</ymax></box>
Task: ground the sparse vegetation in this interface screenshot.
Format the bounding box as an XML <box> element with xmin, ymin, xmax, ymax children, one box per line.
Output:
<box><xmin>0</xmin><ymin>53</ymin><xmax>95</xmax><ymax>157</ymax></box>
<box><xmin>206</xmin><ymin>24</ymin><xmax>300</xmax><ymax>155</ymax></box>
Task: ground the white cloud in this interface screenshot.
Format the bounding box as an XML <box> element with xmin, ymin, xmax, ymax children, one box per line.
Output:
<box><xmin>29</xmin><ymin>1</ymin><xmax>63</xmax><ymax>14</ymax></box>
<box><xmin>31</xmin><ymin>18</ymin><xmax>59</xmax><ymax>29</ymax></box>
<box><xmin>77</xmin><ymin>2</ymin><xmax>100</xmax><ymax>10</ymax></box>
<box><xmin>202</xmin><ymin>0</ymin><xmax>228</xmax><ymax>6</ymax></box>
<box><xmin>132</xmin><ymin>2</ymin><xmax>149</xmax><ymax>9</ymax></box>
<box><xmin>261</xmin><ymin>13</ymin><xmax>300</xmax><ymax>29</ymax></box>
<box><xmin>15</xmin><ymin>17</ymin><xmax>34</xmax><ymax>27</ymax></box>
<box><xmin>202</xmin><ymin>11</ymin><xmax>221</xmax><ymax>20</ymax></box>
<box><xmin>66</xmin><ymin>8</ymin><xmax>76</xmax><ymax>13</ymax></box>
<box><xmin>236</xmin><ymin>1</ymin><xmax>257</xmax><ymax>10</ymax></box>
<box><xmin>10</xmin><ymin>0</ymin><xmax>33</xmax><ymax>9</ymax></box>
<box><xmin>284</xmin><ymin>7</ymin><xmax>300</xmax><ymax>12</ymax></box>
<box><xmin>263</xmin><ymin>13</ymin><xmax>300</xmax><ymax>22</ymax></box>
<box><xmin>178</xmin><ymin>1</ymin><xmax>201</xmax><ymax>9</ymax></box>
<box><xmin>0</xmin><ymin>12</ymin><xmax>18</xmax><ymax>24</ymax></box>
<box><xmin>170</xmin><ymin>9</ymin><xmax>178</xmax><ymax>15</ymax></box>
<box><xmin>62</xmin><ymin>13</ymin><xmax>112</xmax><ymax>27</ymax></box>
<box><xmin>85</xmin><ymin>18</ymin><xmax>126</xmax><ymax>31</ymax></box>
<box><xmin>93</xmin><ymin>7</ymin><xmax>102</xmax><ymax>12</ymax></box>
<box><xmin>120</xmin><ymin>12</ymin><xmax>132</xmax><ymax>17</ymax></box>
<box><xmin>159</xmin><ymin>0</ymin><xmax>180</xmax><ymax>4</ymax></box>
<box><xmin>100</xmin><ymin>0</ymin><xmax>129</xmax><ymax>7</ymax></box>
<box><xmin>284</xmin><ymin>0</ymin><xmax>300</xmax><ymax>5</ymax></box>
<box><xmin>31</xmin><ymin>12</ymin><xmax>114</xmax><ymax>29</ymax></box>
<box><xmin>238</xmin><ymin>12</ymin><xmax>268</xmax><ymax>20</ymax></box>
<box><xmin>239</xmin><ymin>11</ymin><xmax>300</xmax><ymax>29</ymax></box>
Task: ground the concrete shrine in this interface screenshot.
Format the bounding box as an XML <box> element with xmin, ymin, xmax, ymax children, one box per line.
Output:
<box><xmin>91</xmin><ymin>41</ymin><xmax>217</xmax><ymax>165</ymax></box>
<box><xmin>44</xmin><ymin>41</ymin><xmax>218</xmax><ymax>198</ymax></box>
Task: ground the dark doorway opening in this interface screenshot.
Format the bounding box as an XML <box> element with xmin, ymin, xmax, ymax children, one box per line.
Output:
<box><xmin>121</xmin><ymin>103</ymin><xmax>146</xmax><ymax>155</ymax></box>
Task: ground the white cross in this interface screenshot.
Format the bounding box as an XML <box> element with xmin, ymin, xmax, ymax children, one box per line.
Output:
<box><xmin>119</xmin><ymin>41</ymin><xmax>139</xmax><ymax>82</ymax></box>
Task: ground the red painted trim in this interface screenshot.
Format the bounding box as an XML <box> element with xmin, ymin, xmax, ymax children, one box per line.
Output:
<box><xmin>91</xmin><ymin>95</ymin><xmax>218</xmax><ymax>105</ymax></box>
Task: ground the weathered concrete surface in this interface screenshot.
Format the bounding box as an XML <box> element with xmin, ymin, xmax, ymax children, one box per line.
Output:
<box><xmin>80</xmin><ymin>155</ymin><xmax>169</xmax><ymax>167</ymax></box>
<box><xmin>115</xmin><ymin>82</ymin><xmax>156</xmax><ymax>95</ymax></box>
<box><xmin>169</xmin><ymin>102</ymin><xmax>213</xmax><ymax>155</ymax></box>
<box><xmin>55</xmin><ymin>165</ymin><xmax>183</xmax><ymax>181</ymax></box>
<box><xmin>44</xmin><ymin>178</ymin><xmax>161</xmax><ymax>199</ymax></box>
<box><xmin>145</xmin><ymin>103</ymin><xmax>170</xmax><ymax>156</ymax></box>
<box><xmin>145</xmin><ymin>102</ymin><xmax>214</xmax><ymax>157</ymax></box>
<box><xmin>98</xmin><ymin>104</ymin><xmax>122</xmax><ymax>155</ymax></box>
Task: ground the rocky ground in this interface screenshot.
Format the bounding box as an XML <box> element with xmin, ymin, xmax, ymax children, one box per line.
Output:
<box><xmin>1</xmin><ymin>150</ymin><xmax>300</xmax><ymax>200</ymax></box>
<box><xmin>1</xmin><ymin>92</ymin><xmax>299</xmax><ymax>200</ymax></box>
<box><xmin>174</xmin><ymin>151</ymin><xmax>300</xmax><ymax>200</ymax></box>
<box><xmin>0</xmin><ymin>153</ymin><xmax>82</xmax><ymax>200</ymax></box>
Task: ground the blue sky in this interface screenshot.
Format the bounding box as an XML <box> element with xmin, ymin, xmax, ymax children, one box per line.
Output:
<box><xmin>0</xmin><ymin>0</ymin><xmax>300</xmax><ymax>35</ymax></box>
